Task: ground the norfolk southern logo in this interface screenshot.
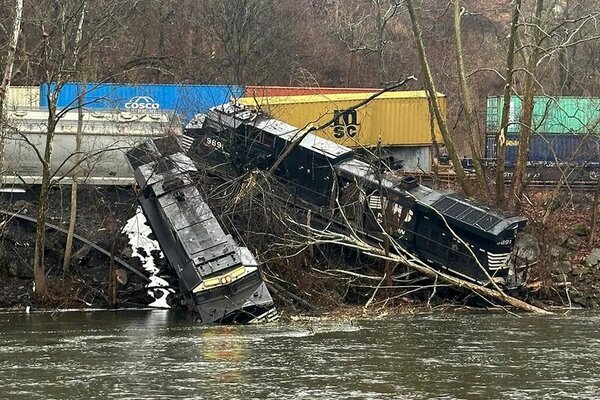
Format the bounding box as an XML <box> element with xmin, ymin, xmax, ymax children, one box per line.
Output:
<box><xmin>124</xmin><ymin>96</ymin><xmax>160</xmax><ymax>110</ymax></box>
<box><xmin>332</xmin><ymin>109</ymin><xmax>360</xmax><ymax>138</ymax></box>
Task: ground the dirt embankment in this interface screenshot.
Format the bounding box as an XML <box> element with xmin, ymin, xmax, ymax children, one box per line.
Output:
<box><xmin>0</xmin><ymin>186</ymin><xmax>164</xmax><ymax>310</ymax></box>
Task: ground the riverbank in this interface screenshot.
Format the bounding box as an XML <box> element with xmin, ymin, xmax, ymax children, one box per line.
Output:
<box><xmin>0</xmin><ymin>186</ymin><xmax>158</xmax><ymax>310</ymax></box>
<box><xmin>516</xmin><ymin>189</ymin><xmax>600</xmax><ymax>309</ymax></box>
<box><xmin>0</xmin><ymin>185</ymin><xmax>598</xmax><ymax>314</ymax></box>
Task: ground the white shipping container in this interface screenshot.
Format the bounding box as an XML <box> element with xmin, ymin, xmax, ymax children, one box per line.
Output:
<box><xmin>386</xmin><ymin>146</ymin><xmax>432</xmax><ymax>174</ymax></box>
<box><xmin>5</xmin><ymin>86</ymin><xmax>40</xmax><ymax>108</ymax></box>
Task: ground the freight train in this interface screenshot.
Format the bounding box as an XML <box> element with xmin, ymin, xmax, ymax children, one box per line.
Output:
<box><xmin>126</xmin><ymin>137</ymin><xmax>277</xmax><ymax>323</ymax></box>
<box><xmin>185</xmin><ymin>103</ymin><xmax>527</xmax><ymax>286</ymax></box>
<box><xmin>485</xmin><ymin>95</ymin><xmax>600</xmax><ymax>184</ymax></box>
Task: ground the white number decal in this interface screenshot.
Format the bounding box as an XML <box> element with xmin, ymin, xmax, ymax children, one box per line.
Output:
<box><xmin>204</xmin><ymin>137</ymin><xmax>224</xmax><ymax>150</ymax></box>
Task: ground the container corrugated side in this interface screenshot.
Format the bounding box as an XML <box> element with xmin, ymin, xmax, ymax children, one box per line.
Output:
<box><xmin>3</xmin><ymin>108</ymin><xmax>180</xmax><ymax>186</ymax></box>
<box><xmin>40</xmin><ymin>83</ymin><xmax>243</xmax><ymax>121</ymax></box>
<box><xmin>485</xmin><ymin>135</ymin><xmax>497</xmax><ymax>159</ymax></box>
<box><xmin>238</xmin><ymin>91</ymin><xmax>445</xmax><ymax>147</ymax></box>
<box><xmin>5</xmin><ymin>86</ymin><xmax>39</xmax><ymax>107</ymax></box>
<box><xmin>502</xmin><ymin>133</ymin><xmax>600</xmax><ymax>165</ymax></box>
<box><xmin>486</xmin><ymin>95</ymin><xmax>600</xmax><ymax>135</ymax></box>
<box><xmin>245</xmin><ymin>86</ymin><xmax>377</xmax><ymax>98</ymax></box>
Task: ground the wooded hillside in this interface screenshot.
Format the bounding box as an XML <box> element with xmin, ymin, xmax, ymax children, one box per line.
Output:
<box><xmin>1</xmin><ymin>0</ymin><xmax>598</xmax><ymax>107</ymax></box>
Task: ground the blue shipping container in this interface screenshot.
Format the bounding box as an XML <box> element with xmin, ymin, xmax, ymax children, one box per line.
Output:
<box><xmin>485</xmin><ymin>134</ymin><xmax>600</xmax><ymax>165</ymax></box>
<box><xmin>40</xmin><ymin>83</ymin><xmax>244</xmax><ymax>122</ymax></box>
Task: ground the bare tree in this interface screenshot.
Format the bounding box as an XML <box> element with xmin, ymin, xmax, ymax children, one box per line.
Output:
<box><xmin>32</xmin><ymin>0</ymin><xmax>89</xmax><ymax>297</ymax></box>
<box><xmin>509</xmin><ymin>1</ymin><xmax>600</xmax><ymax>210</ymax></box>
<box><xmin>62</xmin><ymin>2</ymin><xmax>86</xmax><ymax>272</ymax></box>
<box><xmin>494</xmin><ymin>0</ymin><xmax>522</xmax><ymax>207</ymax></box>
<box><xmin>0</xmin><ymin>0</ymin><xmax>23</xmax><ymax>182</ymax></box>
<box><xmin>331</xmin><ymin>0</ymin><xmax>402</xmax><ymax>85</ymax></box>
<box><xmin>453</xmin><ymin>0</ymin><xmax>488</xmax><ymax>197</ymax></box>
<box><xmin>62</xmin><ymin>83</ymin><xmax>86</xmax><ymax>272</ymax></box>
<box><xmin>405</xmin><ymin>0</ymin><xmax>472</xmax><ymax>196</ymax></box>
<box><xmin>509</xmin><ymin>0</ymin><xmax>545</xmax><ymax>211</ymax></box>
<box><xmin>200</xmin><ymin>0</ymin><xmax>282</xmax><ymax>85</ymax></box>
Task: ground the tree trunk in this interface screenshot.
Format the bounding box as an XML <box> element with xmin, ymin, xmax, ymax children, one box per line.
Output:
<box><xmin>63</xmin><ymin>84</ymin><xmax>86</xmax><ymax>271</ymax></box>
<box><xmin>33</xmin><ymin>114</ymin><xmax>56</xmax><ymax>299</ymax></box>
<box><xmin>494</xmin><ymin>0</ymin><xmax>521</xmax><ymax>207</ymax></box>
<box><xmin>589</xmin><ymin>174</ymin><xmax>600</xmax><ymax>246</ymax></box>
<box><xmin>62</xmin><ymin>3</ymin><xmax>87</xmax><ymax>271</ymax></box>
<box><xmin>405</xmin><ymin>0</ymin><xmax>472</xmax><ymax>196</ymax></box>
<box><xmin>108</xmin><ymin>238</ymin><xmax>117</xmax><ymax>308</ymax></box>
<box><xmin>510</xmin><ymin>79</ymin><xmax>535</xmax><ymax>211</ymax></box>
<box><xmin>510</xmin><ymin>0</ymin><xmax>545</xmax><ymax>211</ymax></box>
<box><xmin>453</xmin><ymin>0</ymin><xmax>488</xmax><ymax>198</ymax></box>
<box><xmin>33</xmin><ymin>176</ymin><xmax>50</xmax><ymax>298</ymax></box>
<box><xmin>0</xmin><ymin>0</ymin><xmax>24</xmax><ymax>182</ymax></box>
<box><xmin>375</xmin><ymin>2</ymin><xmax>386</xmax><ymax>85</ymax></box>
<box><xmin>428</xmin><ymin>96</ymin><xmax>440</xmax><ymax>187</ymax></box>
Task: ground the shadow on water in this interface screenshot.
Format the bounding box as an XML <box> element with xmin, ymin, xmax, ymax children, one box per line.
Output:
<box><xmin>0</xmin><ymin>310</ymin><xmax>598</xmax><ymax>399</ymax></box>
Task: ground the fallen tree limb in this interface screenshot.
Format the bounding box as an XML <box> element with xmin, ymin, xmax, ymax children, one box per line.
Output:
<box><xmin>294</xmin><ymin>220</ymin><xmax>552</xmax><ymax>315</ymax></box>
<box><xmin>266</xmin><ymin>280</ymin><xmax>317</xmax><ymax>312</ymax></box>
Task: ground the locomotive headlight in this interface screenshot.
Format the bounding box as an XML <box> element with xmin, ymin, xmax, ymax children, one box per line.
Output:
<box><xmin>193</xmin><ymin>266</ymin><xmax>247</xmax><ymax>293</ymax></box>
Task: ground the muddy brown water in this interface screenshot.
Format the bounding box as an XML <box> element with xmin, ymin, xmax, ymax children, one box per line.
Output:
<box><xmin>0</xmin><ymin>310</ymin><xmax>598</xmax><ymax>399</ymax></box>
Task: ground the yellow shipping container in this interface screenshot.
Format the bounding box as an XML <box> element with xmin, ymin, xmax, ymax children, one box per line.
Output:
<box><xmin>6</xmin><ymin>86</ymin><xmax>39</xmax><ymax>107</ymax></box>
<box><xmin>237</xmin><ymin>91</ymin><xmax>446</xmax><ymax>147</ymax></box>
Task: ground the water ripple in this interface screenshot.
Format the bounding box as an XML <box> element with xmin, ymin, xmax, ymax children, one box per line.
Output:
<box><xmin>0</xmin><ymin>310</ymin><xmax>598</xmax><ymax>399</ymax></box>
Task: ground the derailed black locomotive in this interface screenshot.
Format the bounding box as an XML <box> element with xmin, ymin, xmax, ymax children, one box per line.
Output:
<box><xmin>185</xmin><ymin>104</ymin><xmax>527</xmax><ymax>286</ymax></box>
<box><xmin>126</xmin><ymin>138</ymin><xmax>277</xmax><ymax>323</ymax></box>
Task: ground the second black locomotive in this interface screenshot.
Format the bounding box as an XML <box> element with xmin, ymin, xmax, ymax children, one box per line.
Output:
<box><xmin>185</xmin><ymin>104</ymin><xmax>527</xmax><ymax>286</ymax></box>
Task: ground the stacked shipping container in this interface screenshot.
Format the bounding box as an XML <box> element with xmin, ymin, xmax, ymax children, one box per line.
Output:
<box><xmin>485</xmin><ymin>96</ymin><xmax>600</xmax><ymax>165</ymax></box>
<box><xmin>244</xmin><ymin>85</ymin><xmax>377</xmax><ymax>97</ymax></box>
<box><xmin>238</xmin><ymin>91</ymin><xmax>446</xmax><ymax>173</ymax></box>
<box><xmin>5</xmin><ymin>85</ymin><xmax>444</xmax><ymax>178</ymax></box>
<box><xmin>40</xmin><ymin>83</ymin><xmax>244</xmax><ymax>121</ymax></box>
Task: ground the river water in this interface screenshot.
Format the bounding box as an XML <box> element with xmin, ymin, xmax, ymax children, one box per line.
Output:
<box><xmin>0</xmin><ymin>310</ymin><xmax>598</xmax><ymax>399</ymax></box>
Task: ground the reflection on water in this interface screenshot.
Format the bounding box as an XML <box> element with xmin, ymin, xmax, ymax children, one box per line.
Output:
<box><xmin>0</xmin><ymin>310</ymin><xmax>599</xmax><ymax>399</ymax></box>
<box><xmin>202</xmin><ymin>326</ymin><xmax>247</xmax><ymax>384</ymax></box>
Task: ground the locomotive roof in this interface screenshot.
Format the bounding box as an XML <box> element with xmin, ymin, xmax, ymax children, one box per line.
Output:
<box><xmin>335</xmin><ymin>158</ymin><xmax>526</xmax><ymax>239</ymax></box>
<box><xmin>253</xmin><ymin>117</ymin><xmax>353</xmax><ymax>159</ymax></box>
<box><xmin>128</xmin><ymin>147</ymin><xmax>253</xmax><ymax>290</ymax></box>
<box><xmin>207</xmin><ymin>103</ymin><xmax>354</xmax><ymax>161</ymax></box>
<box><xmin>425</xmin><ymin>194</ymin><xmax>527</xmax><ymax>238</ymax></box>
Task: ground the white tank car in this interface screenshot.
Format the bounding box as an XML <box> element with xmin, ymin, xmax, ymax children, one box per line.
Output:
<box><xmin>2</xmin><ymin>107</ymin><xmax>181</xmax><ymax>186</ymax></box>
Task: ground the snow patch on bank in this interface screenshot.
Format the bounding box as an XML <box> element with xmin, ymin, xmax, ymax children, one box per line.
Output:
<box><xmin>122</xmin><ymin>207</ymin><xmax>173</xmax><ymax>308</ymax></box>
